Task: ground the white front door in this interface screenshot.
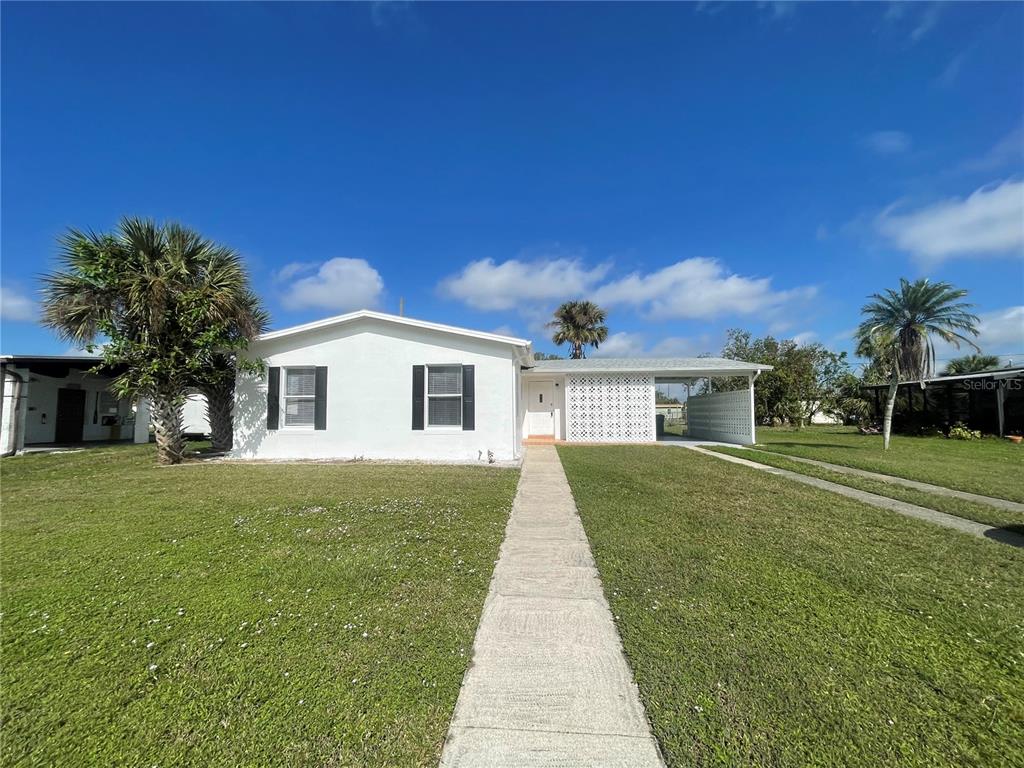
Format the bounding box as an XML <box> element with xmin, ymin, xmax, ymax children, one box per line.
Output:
<box><xmin>526</xmin><ymin>380</ymin><xmax>555</xmax><ymax>436</ymax></box>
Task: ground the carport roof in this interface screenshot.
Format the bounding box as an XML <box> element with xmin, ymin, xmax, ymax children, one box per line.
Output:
<box><xmin>526</xmin><ymin>357</ymin><xmax>772</xmax><ymax>376</ymax></box>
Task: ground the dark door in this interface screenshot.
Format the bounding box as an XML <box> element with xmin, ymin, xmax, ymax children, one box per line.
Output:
<box><xmin>55</xmin><ymin>388</ymin><xmax>86</xmax><ymax>443</ymax></box>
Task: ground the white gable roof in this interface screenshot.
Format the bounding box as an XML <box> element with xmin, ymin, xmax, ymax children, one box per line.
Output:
<box><xmin>257</xmin><ymin>309</ymin><xmax>532</xmax><ymax>349</ymax></box>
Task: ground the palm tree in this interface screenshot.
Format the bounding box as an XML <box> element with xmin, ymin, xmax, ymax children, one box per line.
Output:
<box><xmin>855</xmin><ymin>278</ymin><xmax>979</xmax><ymax>450</ymax></box>
<box><xmin>548</xmin><ymin>301</ymin><xmax>609</xmax><ymax>359</ymax></box>
<box><xmin>187</xmin><ymin>249</ymin><xmax>269</xmax><ymax>452</ymax></box>
<box><xmin>42</xmin><ymin>218</ymin><xmax>265</xmax><ymax>464</ymax></box>
<box><xmin>943</xmin><ymin>354</ymin><xmax>1000</xmax><ymax>376</ymax></box>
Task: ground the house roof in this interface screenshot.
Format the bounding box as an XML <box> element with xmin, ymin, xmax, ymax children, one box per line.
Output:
<box><xmin>0</xmin><ymin>355</ymin><xmax>126</xmax><ymax>378</ymax></box>
<box><xmin>256</xmin><ymin>310</ymin><xmax>532</xmax><ymax>350</ymax></box>
<box><xmin>860</xmin><ymin>366</ymin><xmax>1024</xmax><ymax>389</ymax></box>
<box><xmin>526</xmin><ymin>357</ymin><xmax>773</xmax><ymax>376</ymax></box>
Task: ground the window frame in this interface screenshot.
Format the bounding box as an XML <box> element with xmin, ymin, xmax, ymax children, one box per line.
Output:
<box><xmin>425</xmin><ymin>363</ymin><xmax>463</xmax><ymax>430</ymax></box>
<box><xmin>281</xmin><ymin>366</ymin><xmax>318</xmax><ymax>431</ymax></box>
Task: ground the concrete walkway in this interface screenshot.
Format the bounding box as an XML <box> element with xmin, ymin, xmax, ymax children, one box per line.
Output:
<box><xmin>739</xmin><ymin>449</ymin><xmax>1024</xmax><ymax>513</ymax></box>
<box><xmin>682</xmin><ymin>445</ymin><xmax>1024</xmax><ymax>548</ymax></box>
<box><xmin>440</xmin><ymin>445</ymin><xmax>664</xmax><ymax>767</ymax></box>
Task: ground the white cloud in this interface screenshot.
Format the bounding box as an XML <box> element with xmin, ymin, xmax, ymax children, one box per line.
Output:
<box><xmin>757</xmin><ymin>1</ymin><xmax>796</xmax><ymax>20</ymax></box>
<box><xmin>0</xmin><ymin>286</ymin><xmax>37</xmax><ymax>322</ymax></box>
<box><xmin>272</xmin><ymin>261</ymin><xmax>318</xmax><ymax>283</ymax></box>
<box><xmin>592</xmin><ymin>257</ymin><xmax>816</xmax><ymax>320</ymax></box>
<box><xmin>910</xmin><ymin>2</ymin><xmax>941</xmax><ymax>42</ymax></box>
<box><xmin>933</xmin><ymin>306</ymin><xmax>1024</xmax><ymax>362</ymax></box>
<box><xmin>791</xmin><ymin>331</ymin><xmax>817</xmax><ymax>346</ymax></box>
<box><xmin>589</xmin><ymin>332</ymin><xmax>716</xmax><ymax>359</ymax></box>
<box><xmin>279</xmin><ymin>257</ymin><xmax>384</xmax><ymax>312</ymax></box>
<box><xmin>438</xmin><ymin>257</ymin><xmax>611</xmax><ymax>311</ymax></box>
<box><xmin>935</xmin><ymin>51</ymin><xmax>967</xmax><ymax>88</ymax></box>
<box><xmin>862</xmin><ymin>130</ymin><xmax>912</xmax><ymax>155</ymax></box>
<box><xmin>592</xmin><ymin>332</ymin><xmax>648</xmax><ymax>358</ymax></box>
<box><xmin>63</xmin><ymin>345</ymin><xmax>102</xmax><ymax>357</ymax></box>
<box><xmin>961</xmin><ymin>123</ymin><xmax>1024</xmax><ymax>173</ymax></box>
<box><xmin>876</xmin><ymin>180</ymin><xmax>1024</xmax><ymax>263</ymax></box>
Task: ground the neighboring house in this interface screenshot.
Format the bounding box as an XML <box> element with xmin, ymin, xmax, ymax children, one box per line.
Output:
<box><xmin>182</xmin><ymin>393</ymin><xmax>211</xmax><ymax>438</ymax></box>
<box><xmin>0</xmin><ymin>356</ymin><xmax>150</xmax><ymax>455</ymax></box>
<box><xmin>861</xmin><ymin>367</ymin><xmax>1024</xmax><ymax>436</ymax></box>
<box><xmin>231</xmin><ymin>310</ymin><xmax>772</xmax><ymax>462</ymax></box>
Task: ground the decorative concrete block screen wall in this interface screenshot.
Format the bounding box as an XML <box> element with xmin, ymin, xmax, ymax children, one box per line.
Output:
<box><xmin>688</xmin><ymin>389</ymin><xmax>753</xmax><ymax>444</ymax></box>
<box><xmin>565</xmin><ymin>373</ymin><xmax>656</xmax><ymax>442</ymax></box>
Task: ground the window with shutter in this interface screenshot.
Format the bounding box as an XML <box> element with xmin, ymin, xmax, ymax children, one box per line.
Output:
<box><xmin>283</xmin><ymin>367</ymin><xmax>317</xmax><ymax>427</ymax></box>
<box><xmin>427</xmin><ymin>365</ymin><xmax>462</xmax><ymax>427</ymax></box>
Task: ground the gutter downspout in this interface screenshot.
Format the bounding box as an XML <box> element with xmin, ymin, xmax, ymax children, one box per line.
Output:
<box><xmin>749</xmin><ymin>369</ymin><xmax>762</xmax><ymax>444</ymax></box>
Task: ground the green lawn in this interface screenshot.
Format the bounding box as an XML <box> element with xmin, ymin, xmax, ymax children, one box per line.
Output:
<box><xmin>559</xmin><ymin>445</ymin><xmax>1024</xmax><ymax>768</ymax></box>
<box><xmin>1</xmin><ymin>444</ymin><xmax>518</xmax><ymax>767</ymax></box>
<box><xmin>707</xmin><ymin>445</ymin><xmax>1024</xmax><ymax>530</ymax></box>
<box><xmin>753</xmin><ymin>426</ymin><xmax>1024</xmax><ymax>502</ymax></box>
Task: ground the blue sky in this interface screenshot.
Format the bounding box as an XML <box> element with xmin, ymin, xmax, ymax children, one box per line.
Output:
<box><xmin>2</xmin><ymin>1</ymin><xmax>1022</xmax><ymax>369</ymax></box>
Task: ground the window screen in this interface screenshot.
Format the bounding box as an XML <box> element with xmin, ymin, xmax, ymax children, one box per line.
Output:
<box><xmin>427</xmin><ymin>365</ymin><xmax>462</xmax><ymax>426</ymax></box>
<box><xmin>284</xmin><ymin>368</ymin><xmax>316</xmax><ymax>426</ymax></box>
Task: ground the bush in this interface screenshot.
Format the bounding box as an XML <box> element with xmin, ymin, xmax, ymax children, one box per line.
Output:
<box><xmin>947</xmin><ymin>422</ymin><xmax>981</xmax><ymax>440</ymax></box>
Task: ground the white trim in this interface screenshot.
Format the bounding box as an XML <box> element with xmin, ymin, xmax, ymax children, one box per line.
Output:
<box><xmin>425</xmin><ymin>363</ymin><xmax>463</xmax><ymax>429</ymax></box>
<box><xmin>524</xmin><ymin>365</ymin><xmax>772</xmax><ymax>377</ymax></box>
<box><xmin>256</xmin><ymin>310</ymin><xmax>531</xmax><ymax>349</ymax></box>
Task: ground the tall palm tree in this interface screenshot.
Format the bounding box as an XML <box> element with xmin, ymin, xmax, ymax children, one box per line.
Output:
<box><xmin>42</xmin><ymin>218</ymin><xmax>265</xmax><ymax>464</ymax></box>
<box><xmin>548</xmin><ymin>301</ymin><xmax>609</xmax><ymax>359</ymax></box>
<box><xmin>856</xmin><ymin>278</ymin><xmax>979</xmax><ymax>449</ymax></box>
<box><xmin>943</xmin><ymin>354</ymin><xmax>1000</xmax><ymax>376</ymax></box>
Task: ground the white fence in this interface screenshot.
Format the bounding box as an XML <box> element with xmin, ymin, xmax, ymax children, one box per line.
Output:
<box><xmin>566</xmin><ymin>373</ymin><xmax>656</xmax><ymax>442</ymax></box>
<box><xmin>687</xmin><ymin>388</ymin><xmax>753</xmax><ymax>444</ymax></box>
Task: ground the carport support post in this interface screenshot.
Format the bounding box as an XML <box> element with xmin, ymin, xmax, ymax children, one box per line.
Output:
<box><xmin>997</xmin><ymin>384</ymin><xmax>1005</xmax><ymax>437</ymax></box>
<box><xmin>748</xmin><ymin>371</ymin><xmax>759</xmax><ymax>444</ymax></box>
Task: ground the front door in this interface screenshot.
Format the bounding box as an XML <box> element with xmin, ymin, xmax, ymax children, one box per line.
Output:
<box><xmin>54</xmin><ymin>388</ymin><xmax>86</xmax><ymax>444</ymax></box>
<box><xmin>526</xmin><ymin>380</ymin><xmax>555</xmax><ymax>437</ymax></box>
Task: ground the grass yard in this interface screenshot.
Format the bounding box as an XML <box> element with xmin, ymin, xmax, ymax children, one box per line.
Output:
<box><xmin>753</xmin><ymin>426</ymin><xmax>1024</xmax><ymax>503</ymax></box>
<box><xmin>559</xmin><ymin>445</ymin><xmax>1024</xmax><ymax>768</ymax></box>
<box><xmin>1</xmin><ymin>444</ymin><xmax>518</xmax><ymax>767</ymax></box>
<box><xmin>707</xmin><ymin>445</ymin><xmax>1024</xmax><ymax>531</ymax></box>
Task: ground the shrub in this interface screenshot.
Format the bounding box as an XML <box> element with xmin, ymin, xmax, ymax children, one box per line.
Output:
<box><xmin>947</xmin><ymin>422</ymin><xmax>981</xmax><ymax>440</ymax></box>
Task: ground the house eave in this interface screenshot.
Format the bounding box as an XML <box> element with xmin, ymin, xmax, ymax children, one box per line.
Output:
<box><xmin>255</xmin><ymin>309</ymin><xmax>532</xmax><ymax>350</ymax></box>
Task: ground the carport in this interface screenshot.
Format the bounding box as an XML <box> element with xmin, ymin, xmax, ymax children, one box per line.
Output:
<box><xmin>520</xmin><ymin>357</ymin><xmax>772</xmax><ymax>446</ymax></box>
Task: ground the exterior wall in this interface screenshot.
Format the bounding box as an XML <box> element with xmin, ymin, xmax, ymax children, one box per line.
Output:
<box><xmin>232</xmin><ymin>317</ymin><xmax>521</xmax><ymax>462</ymax></box>
<box><xmin>688</xmin><ymin>388</ymin><xmax>754</xmax><ymax>444</ymax></box>
<box><xmin>564</xmin><ymin>373</ymin><xmax>656</xmax><ymax>442</ymax></box>
<box><xmin>5</xmin><ymin>368</ymin><xmax>135</xmax><ymax>445</ymax></box>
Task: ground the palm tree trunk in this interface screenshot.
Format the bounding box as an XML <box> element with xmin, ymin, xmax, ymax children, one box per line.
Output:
<box><xmin>151</xmin><ymin>393</ymin><xmax>185</xmax><ymax>465</ymax></box>
<box><xmin>203</xmin><ymin>380</ymin><xmax>234</xmax><ymax>452</ymax></box>
<box><xmin>882</xmin><ymin>373</ymin><xmax>899</xmax><ymax>450</ymax></box>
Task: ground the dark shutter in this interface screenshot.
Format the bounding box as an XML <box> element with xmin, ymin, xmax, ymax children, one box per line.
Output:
<box><xmin>412</xmin><ymin>365</ymin><xmax>425</xmax><ymax>430</ymax></box>
<box><xmin>462</xmin><ymin>365</ymin><xmax>475</xmax><ymax>431</ymax></box>
<box><xmin>267</xmin><ymin>367</ymin><xmax>281</xmax><ymax>430</ymax></box>
<box><xmin>314</xmin><ymin>366</ymin><xmax>328</xmax><ymax>430</ymax></box>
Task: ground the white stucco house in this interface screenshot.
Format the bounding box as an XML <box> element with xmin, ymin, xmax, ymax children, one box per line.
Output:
<box><xmin>231</xmin><ymin>310</ymin><xmax>771</xmax><ymax>462</ymax></box>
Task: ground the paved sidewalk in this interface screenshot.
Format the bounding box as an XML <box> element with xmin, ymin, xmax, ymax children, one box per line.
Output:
<box><xmin>683</xmin><ymin>444</ymin><xmax>1024</xmax><ymax>548</ymax></box>
<box><xmin>738</xmin><ymin>448</ymin><xmax>1024</xmax><ymax>513</ymax></box>
<box><xmin>440</xmin><ymin>445</ymin><xmax>664</xmax><ymax>767</ymax></box>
